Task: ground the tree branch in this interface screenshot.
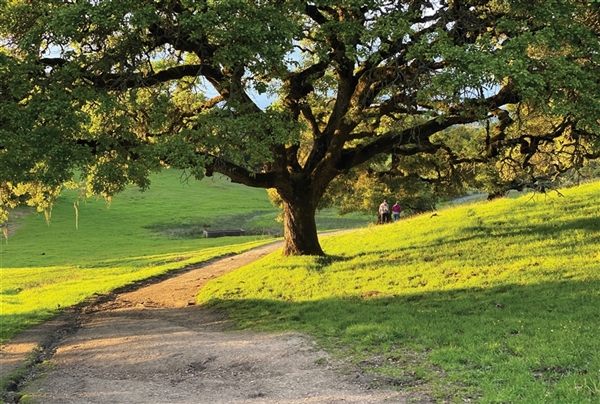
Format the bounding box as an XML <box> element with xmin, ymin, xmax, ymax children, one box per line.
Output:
<box><xmin>204</xmin><ymin>156</ymin><xmax>278</xmax><ymax>189</ymax></box>
<box><xmin>90</xmin><ymin>64</ymin><xmax>207</xmax><ymax>90</ymax></box>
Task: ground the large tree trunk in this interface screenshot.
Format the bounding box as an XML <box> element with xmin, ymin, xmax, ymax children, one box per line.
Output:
<box><xmin>281</xmin><ymin>198</ymin><xmax>324</xmax><ymax>257</ymax></box>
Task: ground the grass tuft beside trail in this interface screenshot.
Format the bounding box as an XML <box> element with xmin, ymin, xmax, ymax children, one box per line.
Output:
<box><xmin>198</xmin><ymin>182</ymin><xmax>600</xmax><ymax>403</ymax></box>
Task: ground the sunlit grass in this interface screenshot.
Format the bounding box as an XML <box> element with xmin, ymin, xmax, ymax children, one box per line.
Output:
<box><xmin>197</xmin><ymin>182</ymin><xmax>600</xmax><ymax>403</ymax></box>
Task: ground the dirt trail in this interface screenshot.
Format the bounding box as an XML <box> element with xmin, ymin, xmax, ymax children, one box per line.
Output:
<box><xmin>2</xmin><ymin>238</ymin><xmax>432</xmax><ymax>404</ymax></box>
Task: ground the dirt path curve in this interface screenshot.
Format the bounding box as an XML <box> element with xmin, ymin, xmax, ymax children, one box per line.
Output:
<box><xmin>2</xmin><ymin>236</ymin><xmax>430</xmax><ymax>404</ymax></box>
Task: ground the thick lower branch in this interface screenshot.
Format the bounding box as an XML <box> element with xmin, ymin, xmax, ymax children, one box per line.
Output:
<box><xmin>204</xmin><ymin>157</ymin><xmax>278</xmax><ymax>189</ymax></box>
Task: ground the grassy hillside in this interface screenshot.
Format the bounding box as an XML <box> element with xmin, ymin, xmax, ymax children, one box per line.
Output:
<box><xmin>2</xmin><ymin>170</ymin><xmax>284</xmax><ymax>267</ymax></box>
<box><xmin>0</xmin><ymin>170</ymin><xmax>370</xmax><ymax>344</ymax></box>
<box><xmin>197</xmin><ymin>182</ymin><xmax>600</xmax><ymax>403</ymax></box>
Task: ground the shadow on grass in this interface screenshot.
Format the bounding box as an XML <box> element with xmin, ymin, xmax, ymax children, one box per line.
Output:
<box><xmin>416</xmin><ymin>216</ymin><xmax>600</xmax><ymax>258</ymax></box>
<box><xmin>145</xmin><ymin>210</ymin><xmax>282</xmax><ymax>238</ymax></box>
<box><xmin>0</xmin><ymin>309</ymin><xmax>60</xmax><ymax>343</ymax></box>
<box><xmin>460</xmin><ymin>216</ymin><xmax>600</xmax><ymax>238</ymax></box>
<box><xmin>206</xmin><ymin>279</ymin><xmax>600</xmax><ymax>400</ymax></box>
<box><xmin>145</xmin><ymin>210</ymin><xmax>372</xmax><ymax>240</ymax></box>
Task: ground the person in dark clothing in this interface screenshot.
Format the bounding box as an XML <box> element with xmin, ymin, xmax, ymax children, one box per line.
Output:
<box><xmin>378</xmin><ymin>199</ymin><xmax>390</xmax><ymax>223</ymax></box>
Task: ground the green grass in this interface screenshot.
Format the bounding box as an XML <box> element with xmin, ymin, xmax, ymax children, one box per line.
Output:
<box><xmin>197</xmin><ymin>181</ymin><xmax>600</xmax><ymax>403</ymax></box>
<box><xmin>0</xmin><ymin>169</ymin><xmax>370</xmax><ymax>344</ymax></box>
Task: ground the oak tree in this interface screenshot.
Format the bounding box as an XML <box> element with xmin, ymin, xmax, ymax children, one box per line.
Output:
<box><xmin>1</xmin><ymin>0</ymin><xmax>599</xmax><ymax>255</ymax></box>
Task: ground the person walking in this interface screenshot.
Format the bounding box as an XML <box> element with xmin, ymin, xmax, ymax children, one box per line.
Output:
<box><xmin>378</xmin><ymin>199</ymin><xmax>390</xmax><ymax>224</ymax></box>
<box><xmin>392</xmin><ymin>201</ymin><xmax>402</xmax><ymax>221</ymax></box>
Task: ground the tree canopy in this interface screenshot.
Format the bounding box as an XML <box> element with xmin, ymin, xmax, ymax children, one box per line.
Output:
<box><xmin>1</xmin><ymin>0</ymin><xmax>599</xmax><ymax>255</ymax></box>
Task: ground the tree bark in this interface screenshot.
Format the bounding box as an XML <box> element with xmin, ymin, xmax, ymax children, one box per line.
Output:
<box><xmin>281</xmin><ymin>198</ymin><xmax>324</xmax><ymax>257</ymax></box>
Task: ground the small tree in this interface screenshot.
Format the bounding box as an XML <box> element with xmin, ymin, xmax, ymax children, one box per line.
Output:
<box><xmin>1</xmin><ymin>0</ymin><xmax>599</xmax><ymax>255</ymax></box>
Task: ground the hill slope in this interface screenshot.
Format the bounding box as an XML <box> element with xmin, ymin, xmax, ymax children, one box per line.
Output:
<box><xmin>1</xmin><ymin>170</ymin><xmax>280</xmax><ymax>267</ymax></box>
<box><xmin>198</xmin><ymin>182</ymin><xmax>600</xmax><ymax>403</ymax></box>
